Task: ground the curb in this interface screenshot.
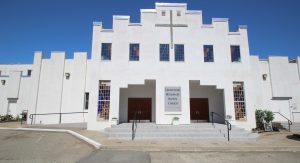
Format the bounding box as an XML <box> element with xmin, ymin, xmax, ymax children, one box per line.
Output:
<box><xmin>0</xmin><ymin>127</ymin><xmax>101</xmax><ymax>149</ymax></box>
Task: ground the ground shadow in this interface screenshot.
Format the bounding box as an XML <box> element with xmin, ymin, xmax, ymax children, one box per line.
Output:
<box><xmin>286</xmin><ymin>134</ymin><xmax>300</xmax><ymax>141</ymax></box>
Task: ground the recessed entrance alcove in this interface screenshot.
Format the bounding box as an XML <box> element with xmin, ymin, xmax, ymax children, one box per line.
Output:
<box><xmin>119</xmin><ymin>80</ymin><xmax>156</xmax><ymax>123</ymax></box>
<box><xmin>189</xmin><ymin>81</ymin><xmax>225</xmax><ymax>123</ymax></box>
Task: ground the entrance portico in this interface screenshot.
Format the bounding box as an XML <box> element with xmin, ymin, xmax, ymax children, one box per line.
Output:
<box><xmin>119</xmin><ymin>80</ymin><xmax>156</xmax><ymax>123</ymax></box>
<box><xmin>189</xmin><ymin>81</ymin><xmax>225</xmax><ymax>123</ymax></box>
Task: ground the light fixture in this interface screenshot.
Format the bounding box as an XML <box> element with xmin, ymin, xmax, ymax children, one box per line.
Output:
<box><xmin>262</xmin><ymin>74</ymin><xmax>267</xmax><ymax>80</ymax></box>
<box><xmin>1</xmin><ymin>80</ymin><xmax>5</xmax><ymax>85</ymax></box>
<box><xmin>65</xmin><ymin>73</ymin><xmax>70</xmax><ymax>79</ymax></box>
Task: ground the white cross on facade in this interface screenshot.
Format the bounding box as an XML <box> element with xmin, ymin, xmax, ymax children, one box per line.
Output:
<box><xmin>155</xmin><ymin>10</ymin><xmax>188</xmax><ymax>49</ymax></box>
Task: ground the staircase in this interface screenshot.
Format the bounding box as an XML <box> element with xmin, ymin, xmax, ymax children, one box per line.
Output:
<box><xmin>105</xmin><ymin>123</ymin><xmax>259</xmax><ymax>141</ymax></box>
<box><xmin>275</xmin><ymin>122</ymin><xmax>300</xmax><ymax>132</ymax></box>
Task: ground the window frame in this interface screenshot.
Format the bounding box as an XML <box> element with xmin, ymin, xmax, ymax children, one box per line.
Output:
<box><xmin>101</xmin><ymin>43</ymin><xmax>112</xmax><ymax>61</ymax></box>
<box><xmin>175</xmin><ymin>44</ymin><xmax>185</xmax><ymax>62</ymax></box>
<box><xmin>203</xmin><ymin>45</ymin><xmax>214</xmax><ymax>62</ymax></box>
<box><xmin>129</xmin><ymin>43</ymin><xmax>140</xmax><ymax>61</ymax></box>
<box><xmin>230</xmin><ymin>45</ymin><xmax>241</xmax><ymax>62</ymax></box>
<box><xmin>159</xmin><ymin>44</ymin><xmax>170</xmax><ymax>61</ymax></box>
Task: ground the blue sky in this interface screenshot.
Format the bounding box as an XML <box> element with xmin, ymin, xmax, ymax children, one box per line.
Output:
<box><xmin>0</xmin><ymin>0</ymin><xmax>299</xmax><ymax>64</ymax></box>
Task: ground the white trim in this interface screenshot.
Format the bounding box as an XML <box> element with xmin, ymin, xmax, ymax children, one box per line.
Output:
<box><xmin>113</xmin><ymin>15</ymin><xmax>130</xmax><ymax>20</ymax></box>
<box><xmin>155</xmin><ymin>3</ymin><xmax>187</xmax><ymax>7</ymax></box>
<box><xmin>212</xmin><ymin>18</ymin><xmax>229</xmax><ymax>22</ymax></box>
<box><xmin>93</xmin><ymin>22</ymin><xmax>102</xmax><ymax>26</ymax></box>
<box><xmin>140</xmin><ymin>9</ymin><xmax>156</xmax><ymax>13</ymax></box>
<box><xmin>186</xmin><ymin>10</ymin><xmax>202</xmax><ymax>14</ymax></box>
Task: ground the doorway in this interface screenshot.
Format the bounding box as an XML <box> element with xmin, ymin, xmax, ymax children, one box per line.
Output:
<box><xmin>190</xmin><ymin>98</ymin><xmax>209</xmax><ymax>122</ymax></box>
<box><xmin>128</xmin><ymin>98</ymin><xmax>152</xmax><ymax>122</ymax></box>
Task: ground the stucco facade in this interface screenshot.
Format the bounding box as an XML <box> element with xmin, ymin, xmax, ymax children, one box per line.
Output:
<box><xmin>0</xmin><ymin>3</ymin><xmax>299</xmax><ymax>131</ymax></box>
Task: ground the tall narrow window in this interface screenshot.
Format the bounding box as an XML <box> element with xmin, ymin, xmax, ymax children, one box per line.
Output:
<box><xmin>162</xmin><ymin>10</ymin><xmax>166</xmax><ymax>16</ymax></box>
<box><xmin>175</xmin><ymin>44</ymin><xmax>184</xmax><ymax>61</ymax></box>
<box><xmin>101</xmin><ymin>43</ymin><xmax>112</xmax><ymax>60</ymax></box>
<box><xmin>204</xmin><ymin>45</ymin><xmax>214</xmax><ymax>62</ymax></box>
<box><xmin>160</xmin><ymin>44</ymin><xmax>169</xmax><ymax>61</ymax></box>
<box><xmin>98</xmin><ymin>81</ymin><xmax>110</xmax><ymax>120</ymax></box>
<box><xmin>177</xmin><ymin>10</ymin><xmax>181</xmax><ymax>16</ymax></box>
<box><xmin>231</xmin><ymin>46</ymin><xmax>241</xmax><ymax>62</ymax></box>
<box><xmin>233</xmin><ymin>82</ymin><xmax>246</xmax><ymax>120</ymax></box>
<box><xmin>84</xmin><ymin>92</ymin><xmax>89</xmax><ymax>110</ymax></box>
<box><xmin>129</xmin><ymin>44</ymin><xmax>139</xmax><ymax>61</ymax></box>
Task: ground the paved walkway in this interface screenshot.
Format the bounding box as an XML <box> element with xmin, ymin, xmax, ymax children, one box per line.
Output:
<box><xmin>76</xmin><ymin>129</ymin><xmax>300</xmax><ymax>152</ymax></box>
<box><xmin>1</xmin><ymin>122</ymin><xmax>300</xmax><ymax>163</ymax></box>
<box><xmin>0</xmin><ymin>130</ymin><xmax>93</xmax><ymax>163</ymax></box>
<box><xmin>2</xmin><ymin>122</ymin><xmax>300</xmax><ymax>152</ymax></box>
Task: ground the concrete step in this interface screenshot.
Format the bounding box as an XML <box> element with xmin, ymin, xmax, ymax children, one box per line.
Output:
<box><xmin>109</xmin><ymin>132</ymin><xmax>225</xmax><ymax>139</ymax></box>
<box><xmin>106</xmin><ymin>123</ymin><xmax>258</xmax><ymax>141</ymax></box>
<box><xmin>274</xmin><ymin>121</ymin><xmax>300</xmax><ymax>132</ymax></box>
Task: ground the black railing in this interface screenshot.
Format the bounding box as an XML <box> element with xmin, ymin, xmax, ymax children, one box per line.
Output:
<box><xmin>211</xmin><ymin>112</ymin><xmax>232</xmax><ymax>141</ymax></box>
<box><xmin>29</xmin><ymin>112</ymin><xmax>88</xmax><ymax>125</ymax></box>
<box><xmin>273</xmin><ymin>112</ymin><xmax>292</xmax><ymax>132</ymax></box>
<box><xmin>132</xmin><ymin>111</ymin><xmax>138</xmax><ymax>141</ymax></box>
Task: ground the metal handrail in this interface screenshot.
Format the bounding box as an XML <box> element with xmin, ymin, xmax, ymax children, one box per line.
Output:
<box><xmin>273</xmin><ymin>112</ymin><xmax>292</xmax><ymax>132</ymax></box>
<box><xmin>132</xmin><ymin>111</ymin><xmax>138</xmax><ymax>141</ymax></box>
<box><xmin>29</xmin><ymin>111</ymin><xmax>88</xmax><ymax>125</ymax></box>
<box><xmin>211</xmin><ymin>112</ymin><xmax>232</xmax><ymax>141</ymax></box>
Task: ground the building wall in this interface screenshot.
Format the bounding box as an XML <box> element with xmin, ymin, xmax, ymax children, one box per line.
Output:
<box><xmin>88</xmin><ymin>3</ymin><xmax>257</xmax><ymax>130</ymax></box>
<box><xmin>0</xmin><ymin>3</ymin><xmax>299</xmax><ymax>131</ymax></box>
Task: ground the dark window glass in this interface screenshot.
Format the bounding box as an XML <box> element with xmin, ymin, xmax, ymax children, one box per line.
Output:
<box><xmin>85</xmin><ymin>92</ymin><xmax>89</xmax><ymax>110</ymax></box>
<box><xmin>175</xmin><ymin>44</ymin><xmax>184</xmax><ymax>61</ymax></box>
<box><xmin>160</xmin><ymin>44</ymin><xmax>169</xmax><ymax>61</ymax></box>
<box><xmin>204</xmin><ymin>45</ymin><xmax>214</xmax><ymax>62</ymax></box>
<box><xmin>129</xmin><ymin>44</ymin><xmax>139</xmax><ymax>61</ymax></box>
<box><xmin>231</xmin><ymin>46</ymin><xmax>241</xmax><ymax>62</ymax></box>
<box><xmin>27</xmin><ymin>70</ymin><xmax>32</xmax><ymax>76</ymax></box>
<box><xmin>101</xmin><ymin>43</ymin><xmax>112</xmax><ymax>60</ymax></box>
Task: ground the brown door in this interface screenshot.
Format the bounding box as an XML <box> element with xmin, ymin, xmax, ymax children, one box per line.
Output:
<box><xmin>190</xmin><ymin>98</ymin><xmax>209</xmax><ymax>121</ymax></box>
<box><xmin>128</xmin><ymin>98</ymin><xmax>152</xmax><ymax>122</ymax></box>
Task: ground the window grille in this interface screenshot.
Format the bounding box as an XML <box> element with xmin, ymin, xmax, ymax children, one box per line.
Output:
<box><xmin>233</xmin><ymin>82</ymin><xmax>246</xmax><ymax>120</ymax></box>
<box><xmin>175</xmin><ymin>44</ymin><xmax>184</xmax><ymax>61</ymax></box>
<box><xmin>101</xmin><ymin>43</ymin><xmax>112</xmax><ymax>60</ymax></box>
<box><xmin>204</xmin><ymin>45</ymin><xmax>214</xmax><ymax>62</ymax></box>
<box><xmin>129</xmin><ymin>44</ymin><xmax>139</xmax><ymax>61</ymax></box>
<box><xmin>160</xmin><ymin>44</ymin><xmax>169</xmax><ymax>61</ymax></box>
<box><xmin>231</xmin><ymin>46</ymin><xmax>241</xmax><ymax>62</ymax></box>
<box><xmin>98</xmin><ymin>81</ymin><xmax>110</xmax><ymax>120</ymax></box>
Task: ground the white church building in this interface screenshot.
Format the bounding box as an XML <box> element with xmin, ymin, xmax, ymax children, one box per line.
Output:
<box><xmin>0</xmin><ymin>3</ymin><xmax>300</xmax><ymax>131</ymax></box>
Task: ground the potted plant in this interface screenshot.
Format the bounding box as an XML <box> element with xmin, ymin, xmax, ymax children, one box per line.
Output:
<box><xmin>172</xmin><ymin>117</ymin><xmax>180</xmax><ymax>125</ymax></box>
<box><xmin>111</xmin><ymin>117</ymin><xmax>119</xmax><ymax>125</ymax></box>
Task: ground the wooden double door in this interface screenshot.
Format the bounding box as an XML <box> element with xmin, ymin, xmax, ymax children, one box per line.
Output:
<box><xmin>190</xmin><ymin>98</ymin><xmax>209</xmax><ymax>121</ymax></box>
<box><xmin>128</xmin><ymin>98</ymin><xmax>152</xmax><ymax>122</ymax></box>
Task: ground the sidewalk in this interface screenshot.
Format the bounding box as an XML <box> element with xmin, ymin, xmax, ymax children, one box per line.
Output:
<box><xmin>76</xmin><ymin>129</ymin><xmax>300</xmax><ymax>152</ymax></box>
<box><xmin>2</xmin><ymin>122</ymin><xmax>300</xmax><ymax>152</ymax></box>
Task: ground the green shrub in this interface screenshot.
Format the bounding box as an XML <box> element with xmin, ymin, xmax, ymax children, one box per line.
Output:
<box><xmin>0</xmin><ymin>114</ymin><xmax>14</xmax><ymax>122</ymax></box>
<box><xmin>255</xmin><ymin>109</ymin><xmax>274</xmax><ymax>130</ymax></box>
